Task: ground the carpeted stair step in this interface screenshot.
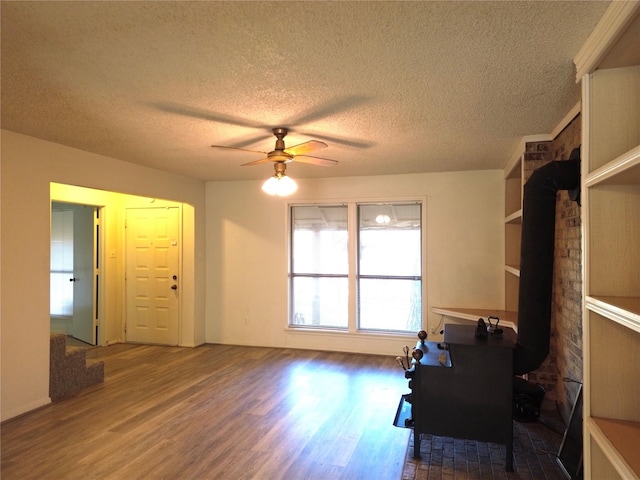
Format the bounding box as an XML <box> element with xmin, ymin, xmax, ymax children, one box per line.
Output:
<box><xmin>85</xmin><ymin>359</ymin><xmax>105</xmax><ymax>386</ymax></box>
<box><xmin>50</xmin><ymin>333</ymin><xmax>104</xmax><ymax>401</ymax></box>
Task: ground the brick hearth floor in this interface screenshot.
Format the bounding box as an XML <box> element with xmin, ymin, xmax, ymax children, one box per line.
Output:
<box><xmin>401</xmin><ymin>406</ymin><xmax>570</xmax><ymax>480</ymax></box>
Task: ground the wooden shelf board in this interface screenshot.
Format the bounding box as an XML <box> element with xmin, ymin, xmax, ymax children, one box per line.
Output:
<box><xmin>587</xmin><ymin>296</ymin><xmax>640</xmax><ymax>334</ymax></box>
<box><xmin>504</xmin><ymin>210</ymin><xmax>522</xmax><ymax>224</ymax></box>
<box><xmin>432</xmin><ymin>307</ymin><xmax>517</xmax><ymax>330</ymax></box>
<box><xmin>505</xmin><ymin>265</ymin><xmax>520</xmax><ymax>277</ymax></box>
<box><xmin>586</xmin><ymin>144</ymin><xmax>640</xmax><ymax>187</ymax></box>
<box><xmin>589</xmin><ymin>416</ymin><xmax>640</xmax><ymax>479</ymax></box>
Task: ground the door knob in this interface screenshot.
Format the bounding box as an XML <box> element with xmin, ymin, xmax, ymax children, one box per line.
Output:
<box><xmin>171</xmin><ymin>284</ymin><xmax>178</xmax><ymax>290</ymax></box>
<box><xmin>69</xmin><ymin>278</ymin><xmax>78</xmax><ymax>282</ymax></box>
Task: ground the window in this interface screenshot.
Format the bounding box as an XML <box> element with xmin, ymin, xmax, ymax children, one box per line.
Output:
<box><xmin>357</xmin><ymin>203</ymin><xmax>422</xmax><ymax>332</ymax></box>
<box><xmin>289</xmin><ymin>201</ymin><xmax>423</xmax><ymax>333</ymax></box>
<box><xmin>290</xmin><ymin>205</ymin><xmax>349</xmax><ymax>328</ymax></box>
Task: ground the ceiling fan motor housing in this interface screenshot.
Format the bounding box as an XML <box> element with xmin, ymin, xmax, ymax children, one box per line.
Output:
<box><xmin>273</xmin><ymin>127</ymin><xmax>288</xmax><ymax>151</ymax></box>
<box><xmin>273</xmin><ymin>161</ymin><xmax>287</xmax><ymax>177</ymax></box>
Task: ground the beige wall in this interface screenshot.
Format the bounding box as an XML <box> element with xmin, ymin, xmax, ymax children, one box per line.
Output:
<box><xmin>1</xmin><ymin>130</ymin><xmax>206</xmax><ymax>421</ymax></box>
<box><xmin>205</xmin><ymin>169</ymin><xmax>504</xmax><ymax>355</ymax></box>
<box><xmin>1</xmin><ymin>128</ymin><xmax>505</xmax><ymax>421</ymax></box>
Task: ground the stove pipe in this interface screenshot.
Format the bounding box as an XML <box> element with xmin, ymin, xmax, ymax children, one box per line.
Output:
<box><xmin>513</xmin><ymin>148</ymin><xmax>580</xmax><ymax>376</ymax></box>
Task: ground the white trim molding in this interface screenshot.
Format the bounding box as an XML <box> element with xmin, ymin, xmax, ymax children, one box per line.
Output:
<box><xmin>574</xmin><ymin>1</ymin><xmax>640</xmax><ymax>81</ymax></box>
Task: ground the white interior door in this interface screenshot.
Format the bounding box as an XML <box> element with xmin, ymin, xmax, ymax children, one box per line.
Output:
<box><xmin>71</xmin><ymin>206</ymin><xmax>97</xmax><ymax>345</ymax></box>
<box><xmin>50</xmin><ymin>209</ymin><xmax>74</xmax><ymax>320</ymax></box>
<box><xmin>125</xmin><ymin>207</ymin><xmax>180</xmax><ymax>345</ymax></box>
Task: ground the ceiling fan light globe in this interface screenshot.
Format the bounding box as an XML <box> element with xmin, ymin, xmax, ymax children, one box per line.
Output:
<box><xmin>262</xmin><ymin>175</ymin><xmax>297</xmax><ymax>196</ymax></box>
<box><xmin>261</xmin><ymin>176</ymin><xmax>279</xmax><ymax>195</ymax></box>
<box><xmin>277</xmin><ymin>175</ymin><xmax>298</xmax><ymax>196</ymax></box>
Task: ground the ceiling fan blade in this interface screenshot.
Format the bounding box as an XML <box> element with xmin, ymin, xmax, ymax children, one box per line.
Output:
<box><xmin>152</xmin><ymin>101</ymin><xmax>268</xmax><ymax>129</ymax></box>
<box><xmin>241</xmin><ymin>157</ymin><xmax>272</xmax><ymax>167</ymax></box>
<box><xmin>211</xmin><ymin>144</ymin><xmax>268</xmax><ymax>155</ymax></box>
<box><xmin>291</xmin><ymin>155</ymin><xmax>338</xmax><ymax>167</ymax></box>
<box><xmin>230</xmin><ymin>134</ymin><xmax>275</xmax><ymax>150</ymax></box>
<box><xmin>283</xmin><ymin>95</ymin><xmax>371</xmax><ymax>126</ymax></box>
<box><xmin>284</xmin><ymin>140</ymin><xmax>328</xmax><ymax>156</ymax></box>
<box><xmin>300</xmin><ymin>132</ymin><xmax>374</xmax><ymax>149</ymax></box>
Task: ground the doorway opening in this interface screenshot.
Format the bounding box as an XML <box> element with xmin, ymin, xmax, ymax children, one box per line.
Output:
<box><xmin>51</xmin><ymin>182</ymin><xmax>197</xmax><ymax>347</ymax></box>
<box><xmin>50</xmin><ymin>202</ymin><xmax>101</xmax><ymax>346</ymax></box>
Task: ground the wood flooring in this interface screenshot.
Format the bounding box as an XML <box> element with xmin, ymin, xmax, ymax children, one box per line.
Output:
<box><xmin>1</xmin><ymin>344</ymin><xmax>411</xmax><ymax>480</ymax></box>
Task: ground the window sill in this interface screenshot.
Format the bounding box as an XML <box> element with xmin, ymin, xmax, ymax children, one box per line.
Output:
<box><xmin>284</xmin><ymin>327</ymin><xmax>421</xmax><ymax>357</ymax></box>
<box><xmin>286</xmin><ymin>326</ymin><xmax>417</xmax><ymax>339</ymax></box>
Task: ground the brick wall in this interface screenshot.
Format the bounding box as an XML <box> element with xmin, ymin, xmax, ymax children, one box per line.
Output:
<box><xmin>521</xmin><ymin>115</ymin><xmax>582</xmax><ymax>422</ymax></box>
<box><xmin>550</xmin><ymin>115</ymin><xmax>582</xmax><ymax>422</ymax></box>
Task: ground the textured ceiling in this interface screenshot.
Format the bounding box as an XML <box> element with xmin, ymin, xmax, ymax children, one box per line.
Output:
<box><xmin>1</xmin><ymin>1</ymin><xmax>610</xmax><ymax>182</ymax></box>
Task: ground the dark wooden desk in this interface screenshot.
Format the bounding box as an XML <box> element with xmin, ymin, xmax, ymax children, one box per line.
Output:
<box><xmin>411</xmin><ymin>324</ymin><xmax>516</xmax><ymax>471</ymax></box>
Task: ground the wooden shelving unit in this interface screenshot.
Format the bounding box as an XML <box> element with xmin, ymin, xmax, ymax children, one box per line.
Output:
<box><xmin>504</xmin><ymin>150</ymin><xmax>523</xmax><ymax>322</ymax></box>
<box><xmin>576</xmin><ymin>3</ymin><xmax>640</xmax><ymax>478</ymax></box>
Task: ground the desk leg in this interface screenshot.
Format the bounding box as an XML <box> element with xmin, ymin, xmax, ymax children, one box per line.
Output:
<box><xmin>413</xmin><ymin>431</ymin><xmax>421</xmax><ymax>459</ymax></box>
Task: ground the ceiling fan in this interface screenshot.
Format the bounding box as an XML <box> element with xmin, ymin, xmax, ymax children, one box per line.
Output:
<box><xmin>211</xmin><ymin>127</ymin><xmax>337</xmax><ymax>195</ymax></box>
<box><xmin>211</xmin><ymin>127</ymin><xmax>338</xmax><ymax>168</ymax></box>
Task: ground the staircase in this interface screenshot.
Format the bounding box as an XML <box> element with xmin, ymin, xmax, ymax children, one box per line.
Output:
<box><xmin>49</xmin><ymin>333</ymin><xmax>105</xmax><ymax>401</ymax></box>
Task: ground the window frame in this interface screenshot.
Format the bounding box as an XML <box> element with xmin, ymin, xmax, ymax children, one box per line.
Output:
<box><xmin>356</xmin><ymin>201</ymin><xmax>423</xmax><ymax>333</ymax></box>
<box><xmin>288</xmin><ymin>203</ymin><xmax>349</xmax><ymax>330</ymax></box>
<box><xmin>288</xmin><ymin>197</ymin><xmax>426</xmax><ymax>334</ymax></box>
